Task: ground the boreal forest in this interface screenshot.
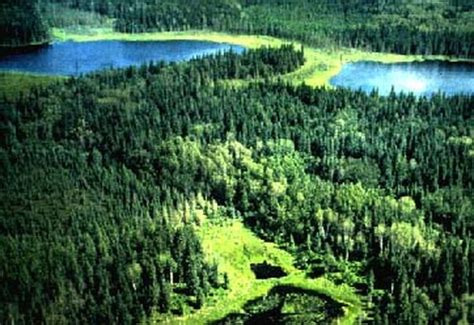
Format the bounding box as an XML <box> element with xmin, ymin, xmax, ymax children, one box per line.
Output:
<box><xmin>0</xmin><ymin>0</ymin><xmax>473</xmax><ymax>324</ymax></box>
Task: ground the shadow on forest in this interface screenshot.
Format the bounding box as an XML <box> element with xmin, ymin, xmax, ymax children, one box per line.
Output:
<box><xmin>212</xmin><ymin>285</ymin><xmax>345</xmax><ymax>324</ymax></box>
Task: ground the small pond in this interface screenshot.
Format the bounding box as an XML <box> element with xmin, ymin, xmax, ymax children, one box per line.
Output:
<box><xmin>251</xmin><ymin>261</ymin><xmax>287</xmax><ymax>279</ymax></box>
<box><xmin>213</xmin><ymin>285</ymin><xmax>345</xmax><ymax>324</ymax></box>
<box><xmin>0</xmin><ymin>40</ymin><xmax>245</xmax><ymax>76</ymax></box>
<box><xmin>330</xmin><ymin>60</ymin><xmax>474</xmax><ymax>96</ymax></box>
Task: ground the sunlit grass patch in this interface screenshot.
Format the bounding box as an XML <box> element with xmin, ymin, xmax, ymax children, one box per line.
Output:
<box><xmin>153</xmin><ymin>217</ymin><xmax>362</xmax><ymax>324</ymax></box>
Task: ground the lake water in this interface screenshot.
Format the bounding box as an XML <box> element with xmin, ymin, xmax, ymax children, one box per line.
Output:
<box><xmin>330</xmin><ymin>61</ymin><xmax>474</xmax><ymax>96</ymax></box>
<box><xmin>0</xmin><ymin>40</ymin><xmax>244</xmax><ymax>76</ymax></box>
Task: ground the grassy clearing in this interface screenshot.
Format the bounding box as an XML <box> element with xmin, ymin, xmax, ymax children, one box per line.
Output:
<box><xmin>52</xmin><ymin>28</ymin><xmax>469</xmax><ymax>87</ymax></box>
<box><xmin>154</xmin><ymin>218</ymin><xmax>362</xmax><ymax>324</ymax></box>
<box><xmin>0</xmin><ymin>72</ymin><xmax>62</xmax><ymax>100</ymax></box>
<box><xmin>52</xmin><ymin>28</ymin><xmax>284</xmax><ymax>48</ymax></box>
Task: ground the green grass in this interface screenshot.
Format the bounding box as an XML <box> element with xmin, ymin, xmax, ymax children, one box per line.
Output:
<box><xmin>0</xmin><ymin>72</ymin><xmax>63</xmax><ymax>100</ymax></box>
<box><xmin>153</xmin><ymin>218</ymin><xmax>362</xmax><ymax>324</ymax></box>
<box><xmin>52</xmin><ymin>27</ymin><xmax>471</xmax><ymax>87</ymax></box>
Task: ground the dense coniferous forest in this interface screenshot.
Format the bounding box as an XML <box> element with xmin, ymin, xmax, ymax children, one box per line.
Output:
<box><xmin>113</xmin><ymin>0</ymin><xmax>474</xmax><ymax>56</ymax></box>
<box><xmin>1</xmin><ymin>0</ymin><xmax>473</xmax><ymax>324</ymax></box>
<box><xmin>1</xmin><ymin>0</ymin><xmax>473</xmax><ymax>57</ymax></box>
<box><xmin>75</xmin><ymin>0</ymin><xmax>474</xmax><ymax>57</ymax></box>
<box><xmin>0</xmin><ymin>0</ymin><xmax>50</xmax><ymax>48</ymax></box>
<box><xmin>0</xmin><ymin>46</ymin><xmax>307</xmax><ymax>323</ymax></box>
<box><xmin>233</xmin><ymin>0</ymin><xmax>473</xmax><ymax>56</ymax></box>
<box><xmin>1</xmin><ymin>44</ymin><xmax>473</xmax><ymax>323</ymax></box>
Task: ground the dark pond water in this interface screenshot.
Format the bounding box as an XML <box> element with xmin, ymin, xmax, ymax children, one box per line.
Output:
<box><xmin>0</xmin><ymin>40</ymin><xmax>244</xmax><ymax>76</ymax></box>
<box><xmin>330</xmin><ymin>60</ymin><xmax>474</xmax><ymax>96</ymax></box>
<box><xmin>213</xmin><ymin>285</ymin><xmax>345</xmax><ymax>324</ymax></box>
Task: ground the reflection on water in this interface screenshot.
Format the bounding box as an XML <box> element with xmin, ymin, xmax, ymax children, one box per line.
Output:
<box><xmin>0</xmin><ymin>40</ymin><xmax>245</xmax><ymax>76</ymax></box>
<box><xmin>330</xmin><ymin>60</ymin><xmax>474</xmax><ymax>96</ymax></box>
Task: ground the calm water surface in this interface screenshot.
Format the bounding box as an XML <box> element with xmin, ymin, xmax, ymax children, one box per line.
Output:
<box><xmin>330</xmin><ymin>61</ymin><xmax>474</xmax><ymax>96</ymax></box>
<box><xmin>0</xmin><ymin>40</ymin><xmax>244</xmax><ymax>76</ymax></box>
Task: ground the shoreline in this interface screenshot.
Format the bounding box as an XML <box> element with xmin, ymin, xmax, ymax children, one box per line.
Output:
<box><xmin>0</xmin><ymin>42</ymin><xmax>51</xmax><ymax>56</ymax></box>
<box><xmin>51</xmin><ymin>28</ymin><xmax>472</xmax><ymax>87</ymax></box>
<box><xmin>2</xmin><ymin>28</ymin><xmax>471</xmax><ymax>88</ymax></box>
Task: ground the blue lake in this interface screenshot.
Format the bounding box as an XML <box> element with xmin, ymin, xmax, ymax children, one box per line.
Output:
<box><xmin>0</xmin><ymin>40</ymin><xmax>245</xmax><ymax>76</ymax></box>
<box><xmin>330</xmin><ymin>60</ymin><xmax>474</xmax><ymax>96</ymax></box>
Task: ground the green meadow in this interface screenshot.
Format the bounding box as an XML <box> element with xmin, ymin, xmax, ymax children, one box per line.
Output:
<box><xmin>152</xmin><ymin>218</ymin><xmax>363</xmax><ymax>324</ymax></box>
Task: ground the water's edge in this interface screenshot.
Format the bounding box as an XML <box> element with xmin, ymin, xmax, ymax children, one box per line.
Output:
<box><xmin>0</xmin><ymin>40</ymin><xmax>245</xmax><ymax>77</ymax></box>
